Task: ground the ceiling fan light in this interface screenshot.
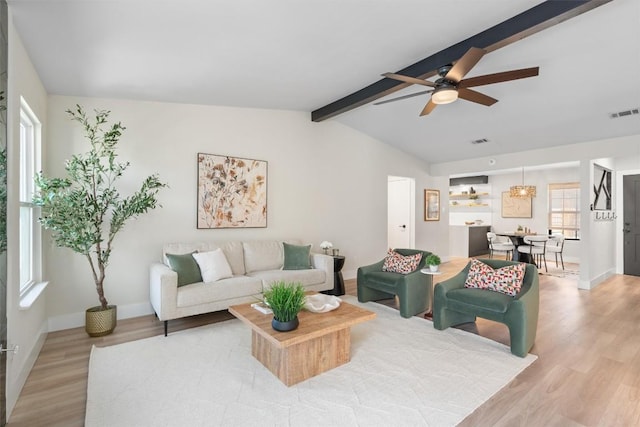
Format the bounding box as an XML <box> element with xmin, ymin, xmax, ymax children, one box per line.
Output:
<box><xmin>431</xmin><ymin>87</ymin><xmax>458</xmax><ymax>105</ymax></box>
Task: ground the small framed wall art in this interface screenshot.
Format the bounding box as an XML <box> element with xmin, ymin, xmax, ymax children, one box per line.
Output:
<box><xmin>424</xmin><ymin>189</ymin><xmax>440</xmax><ymax>221</ymax></box>
<box><xmin>197</xmin><ymin>153</ymin><xmax>267</xmax><ymax>228</ymax></box>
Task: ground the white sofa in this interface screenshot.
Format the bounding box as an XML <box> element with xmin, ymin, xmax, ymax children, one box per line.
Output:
<box><xmin>150</xmin><ymin>240</ymin><xmax>334</xmax><ymax>335</ymax></box>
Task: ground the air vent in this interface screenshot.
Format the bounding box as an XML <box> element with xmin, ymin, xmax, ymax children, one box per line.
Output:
<box><xmin>471</xmin><ymin>138</ymin><xmax>489</xmax><ymax>145</ymax></box>
<box><xmin>609</xmin><ymin>108</ymin><xmax>639</xmax><ymax>119</ymax></box>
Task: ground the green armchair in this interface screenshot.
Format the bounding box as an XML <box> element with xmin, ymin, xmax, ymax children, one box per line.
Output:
<box><xmin>357</xmin><ymin>249</ymin><xmax>432</xmax><ymax>318</ymax></box>
<box><xmin>433</xmin><ymin>259</ymin><xmax>539</xmax><ymax>357</ymax></box>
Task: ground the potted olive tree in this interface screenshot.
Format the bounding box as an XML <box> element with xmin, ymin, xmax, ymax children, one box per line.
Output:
<box><xmin>33</xmin><ymin>105</ymin><xmax>167</xmax><ymax>337</ymax></box>
<box><xmin>262</xmin><ymin>281</ymin><xmax>306</xmax><ymax>332</ymax></box>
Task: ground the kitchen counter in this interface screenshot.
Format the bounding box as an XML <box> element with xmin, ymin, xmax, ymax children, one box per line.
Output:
<box><xmin>450</xmin><ymin>225</ymin><xmax>491</xmax><ymax>257</ymax></box>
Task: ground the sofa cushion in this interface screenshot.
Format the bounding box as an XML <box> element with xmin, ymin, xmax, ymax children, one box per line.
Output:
<box><xmin>446</xmin><ymin>288</ymin><xmax>513</xmax><ymax>314</ymax></box>
<box><xmin>166</xmin><ymin>252</ymin><xmax>202</xmax><ymax>287</ymax></box>
<box><xmin>382</xmin><ymin>249</ymin><xmax>423</xmax><ymax>274</ymax></box>
<box><xmin>360</xmin><ymin>271</ymin><xmax>405</xmax><ymax>294</ymax></box>
<box><xmin>464</xmin><ymin>258</ymin><xmax>525</xmax><ymax>297</ymax></box>
<box><xmin>192</xmin><ymin>249</ymin><xmax>233</xmax><ymax>282</ymax></box>
<box><xmin>243</xmin><ymin>241</ymin><xmax>283</xmax><ymax>273</ymax></box>
<box><xmin>282</xmin><ymin>242</ymin><xmax>312</xmax><ymax>270</ymax></box>
<box><xmin>163</xmin><ymin>241</ymin><xmax>245</xmax><ymax>276</ymax></box>
<box><xmin>248</xmin><ymin>269</ymin><xmax>326</xmax><ymax>288</ymax></box>
<box><xmin>176</xmin><ymin>276</ymin><xmax>263</xmax><ymax>308</ymax></box>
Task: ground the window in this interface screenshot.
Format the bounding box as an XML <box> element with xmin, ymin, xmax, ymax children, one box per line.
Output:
<box><xmin>19</xmin><ymin>99</ymin><xmax>42</xmax><ymax>297</ymax></box>
<box><xmin>548</xmin><ymin>182</ymin><xmax>580</xmax><ymax>239</ymax></box>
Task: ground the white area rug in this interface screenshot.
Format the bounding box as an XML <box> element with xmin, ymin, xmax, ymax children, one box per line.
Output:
<box><xmin>86</xmin><ymin>296</ymin><xmax>536</xmax><ymax>426</ymax></box>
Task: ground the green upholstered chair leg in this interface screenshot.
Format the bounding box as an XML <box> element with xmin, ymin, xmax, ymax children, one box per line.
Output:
<box><xmin>357</xmin><ymin>285</ymin><xmax>393</xmax><ymax>303</ymax></box>
<box><xmin>397</xmin><ymin>278</ymin><xmax>429</xmax><ymax>318</ymax></box>
<box><xmin>433</xmin><ymin>308</ymin><xmax>476</xmax><ymax>330</ymax></box>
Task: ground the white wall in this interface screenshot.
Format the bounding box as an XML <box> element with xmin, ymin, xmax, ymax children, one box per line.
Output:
<box><xmin>45</xmin><ymin>95</ymin><xmax>449</xmax><ymax>329</ymax></box>
<box><xmin>6</xmin><ymin>17</ymin><xmax>48</xmax><ymax>418</ymax></box>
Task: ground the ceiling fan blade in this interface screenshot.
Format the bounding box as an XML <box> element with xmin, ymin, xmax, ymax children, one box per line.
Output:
<box><xmin>444</xmin><ymin>47</ymin><xmax>486</xmax><ymax>83</ymax></box>
<box><xmin>458</xmin><ymin>88</ymin><xmax>498</xmax><ymax>106</ymax></box>
<box><xmin>373</xmin><ymin>90</ymin><xmax>432</xmax><ymax>106</ymax></box>
<box><xmin>419</xmin><ymin>99</ymin><xmax>437</xmax><ymax>116</ymax></box>
<box><xmin>458</xmin><ymin>67</ymin><xmax>540</xmax><ymax>88</ymax></box>
<box><xmin>382</xmin><ymin>72</ymin><xmax>436</xmax><ymax>87</ymax></box>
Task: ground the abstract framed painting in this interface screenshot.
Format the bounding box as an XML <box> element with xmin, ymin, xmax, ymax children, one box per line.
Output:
<box><xmin>501</xmin><ymin>191</ymin><xmax>532</xmax><ymax>218</ymax></box>
<box><xmin>424</xmin><ymin>189</ymin><xmax>440</xmax><ymax>221</ymax></box>
<box><xmin>197</xmin><ymin>153</ymin><xmax>267</xmax><ymax>228</ymax></box>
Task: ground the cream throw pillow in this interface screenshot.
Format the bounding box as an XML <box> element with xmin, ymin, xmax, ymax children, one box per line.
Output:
<box><xmin>192</xmin><ymin>249</ymin><xmax>233</xmax><ymax>283</ymax></box>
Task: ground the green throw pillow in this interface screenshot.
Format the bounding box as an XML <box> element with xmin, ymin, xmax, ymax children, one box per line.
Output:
<box><xmin>166</xmin><ymin>252</ymin><xmax>203</xmax><ymax>287</ymax></box>
<box><xmin>282</xmin><ymin>243</ymin><xmax>312</xmax><ymax>270</ymax></box>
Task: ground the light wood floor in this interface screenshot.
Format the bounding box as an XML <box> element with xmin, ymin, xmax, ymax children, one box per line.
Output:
<box><xmin>8</xmin><ymin>257</ymin><xmax>640</xmax><ymax>426</ymax></box>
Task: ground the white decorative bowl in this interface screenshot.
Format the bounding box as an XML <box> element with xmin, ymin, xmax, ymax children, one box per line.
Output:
<box><xmin>304</xmin><ymin>294</ymin><xmax>342</xmax><ymax>313</ymax></box>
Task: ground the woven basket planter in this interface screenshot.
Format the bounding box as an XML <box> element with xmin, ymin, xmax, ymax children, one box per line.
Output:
<box><xmin>85</xmin><ymin>305</ymin><xmax>117</xmax><ymax>337</ymax></box>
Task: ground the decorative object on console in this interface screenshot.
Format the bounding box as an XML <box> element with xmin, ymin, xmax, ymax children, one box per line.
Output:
<box><xmin>320</xmin><ymin>240</ymin><xmax>333</xmax><ymax>254</ymax></box>
<box><xmin>509</xmin><ymin>167</ymin><xmax>537</xmax><ymax>198</ymax></box>
<box><xmin>197</xmin><ymin>153</ymin><xmax>267</xmax><ymax>229</ymax></box>
<box><xmin>502</xmin><ymin>191</ymin><xmax>532</xmax><ymax>218</ymax></box>
<box><xmin>33</xmin><ymin>105</ymin><xmax>166</xmax><ymax>337</ymax></box>
<box><xmin>262</xmin><ymin>281</ymin><xmax>306</xmax><ymax>332</ymax></box>
<box><xmin>424</xmin><ymin>189</ymin><xmax>440</xmax><ymax>221</ymax></box>
<box><xmin>425</xmin><ymin>253</ymin><xmax>441</xmax><ymax>272</ymax></box>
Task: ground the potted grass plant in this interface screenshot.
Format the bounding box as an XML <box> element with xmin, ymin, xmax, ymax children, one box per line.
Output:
<box><xmin>262</xmin><ymin>281</ymin><xmax>306</xmax><ymax>332</ymax></box>
<box><xmin>33</xmin><ymin>105</ymin><xmax>167</xmax><ymax>337</ymax></box>
<box><xmin>425</xmin><ymin>253</ymin><xmax>441</xmax><ymax>272</ymax></box>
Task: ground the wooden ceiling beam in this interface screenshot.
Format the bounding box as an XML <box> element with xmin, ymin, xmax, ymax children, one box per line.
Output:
<box><xmin>311</xmin><ymin>0</ymin><xmax>612</xmax><ymax>122</ymax></box>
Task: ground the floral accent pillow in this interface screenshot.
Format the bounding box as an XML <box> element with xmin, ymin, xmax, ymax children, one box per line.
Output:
<box><xmin>464</xmin><ymin>259</ymin><xmax>525</xmax><ymax>297</ymax></box>
<box><xmin>382</xmin><ymin>249</ymin><xmax>423</xmax><ymax>275</ymax></box>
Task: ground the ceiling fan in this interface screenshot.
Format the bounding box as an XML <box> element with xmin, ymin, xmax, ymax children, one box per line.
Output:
<box><xmin>377</xmin><ymin>47</ymin><xmax>539</xmax><ymax>116</ymax></box>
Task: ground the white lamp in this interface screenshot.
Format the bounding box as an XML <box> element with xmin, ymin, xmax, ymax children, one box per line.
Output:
<box><xmin>431</xmin><ymin>86</ymin><xmax>458</xmax><ymax>105</ymax></box>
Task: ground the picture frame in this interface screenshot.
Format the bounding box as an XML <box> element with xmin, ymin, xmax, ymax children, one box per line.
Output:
<box><xmin>592</xmin><ymin>164</ymin><xmax>612</xmax><ymax>210</ymax></box>
<box><xmin>424</xmin><ymin>189</ymin><xmax>440</xmax><ymax>221</ymax></box>
<box><xmin>501</xmin><ymin>191</ymin><xmax>532</xmax><ymax>218</ymax></box>
<box><xmin>197</xmin><ymin>153</ymin><xmax>268</xmax><ymax>229</ymax></box>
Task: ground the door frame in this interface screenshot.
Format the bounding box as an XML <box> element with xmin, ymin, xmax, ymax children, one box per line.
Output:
<box><xmin>615</xmin><ymin>169</ymin><xmax>640</xmax><ymax>274</ymax></box>
<box><xmin>387</xmin><ymin>175</ymin><xmax>415</xmax><ymax>249</ymax></box>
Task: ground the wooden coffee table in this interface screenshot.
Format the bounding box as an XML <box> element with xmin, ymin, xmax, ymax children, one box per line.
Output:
<box><xmin>228</xmin><ymin>298</ymin><xmax>375</xmax><ymax>386</ymax></box>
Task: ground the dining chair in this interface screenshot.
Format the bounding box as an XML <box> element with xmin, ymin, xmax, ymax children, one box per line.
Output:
<box><xmin>517</xmin><ymin>235</ymin><xmax>548</xmax><ymax>272</ymax></box>
<box><xmin>546</xmin><ymin>233</ymin><xmax>565</xmax><ymax>269</ymax></box>
<box><xmin>486</xmin><ymin>232</ymin><xmax>515</xmax><ymax>260</ymax></box>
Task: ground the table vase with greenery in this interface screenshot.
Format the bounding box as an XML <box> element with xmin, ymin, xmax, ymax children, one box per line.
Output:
<box><xmin>263</xmin><ymin>281</ymin><xmax>306</xmax><ymax>332</ymax></box>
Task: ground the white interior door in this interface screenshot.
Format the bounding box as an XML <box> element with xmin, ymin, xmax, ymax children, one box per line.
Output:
<box><xmin>388</xmin><ymin>176</ymin><xmax>415</xmax><ymax>249</ymax></box>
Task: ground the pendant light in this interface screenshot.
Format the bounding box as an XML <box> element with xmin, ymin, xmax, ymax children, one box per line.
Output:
<box><xmin>509</xmin><ymin>167</ymin><xmax>536</xmax><ymax>198</ymax></box>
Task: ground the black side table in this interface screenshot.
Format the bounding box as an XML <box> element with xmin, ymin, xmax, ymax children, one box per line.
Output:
<box><xmin>322</xmin><ymin>255</ymin><xmax>345</xmax><ymax>296</ymax></box>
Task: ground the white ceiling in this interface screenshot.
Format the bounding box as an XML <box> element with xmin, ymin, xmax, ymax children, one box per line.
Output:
<box><xmin>8</xmin><ymin>0</ymin><xmax>640</xmax><ymax>165</ymax></box>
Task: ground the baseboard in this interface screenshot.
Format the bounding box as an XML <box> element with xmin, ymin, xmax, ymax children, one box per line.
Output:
<box><xmin>578</xmin><ymin>268</ymin><xmax>615</xmax><ymax>290</ymax></box>
<box><xmin>48</xmin><ymin>302</ymin><xmax>155</xmax><ymax>332</ymax></box>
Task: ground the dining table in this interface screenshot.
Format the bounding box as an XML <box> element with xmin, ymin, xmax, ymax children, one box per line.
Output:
<box><xmin>494</xmin><ymin>232</ymin><xmax>536</xmax><ymax>264</ymax></box>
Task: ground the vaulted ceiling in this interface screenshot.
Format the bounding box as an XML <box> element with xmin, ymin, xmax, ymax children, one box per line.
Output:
<box><xmin>8</xmin><ymin>0</ymin><xmax>640</xmax><ymax>164</ymax></box>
